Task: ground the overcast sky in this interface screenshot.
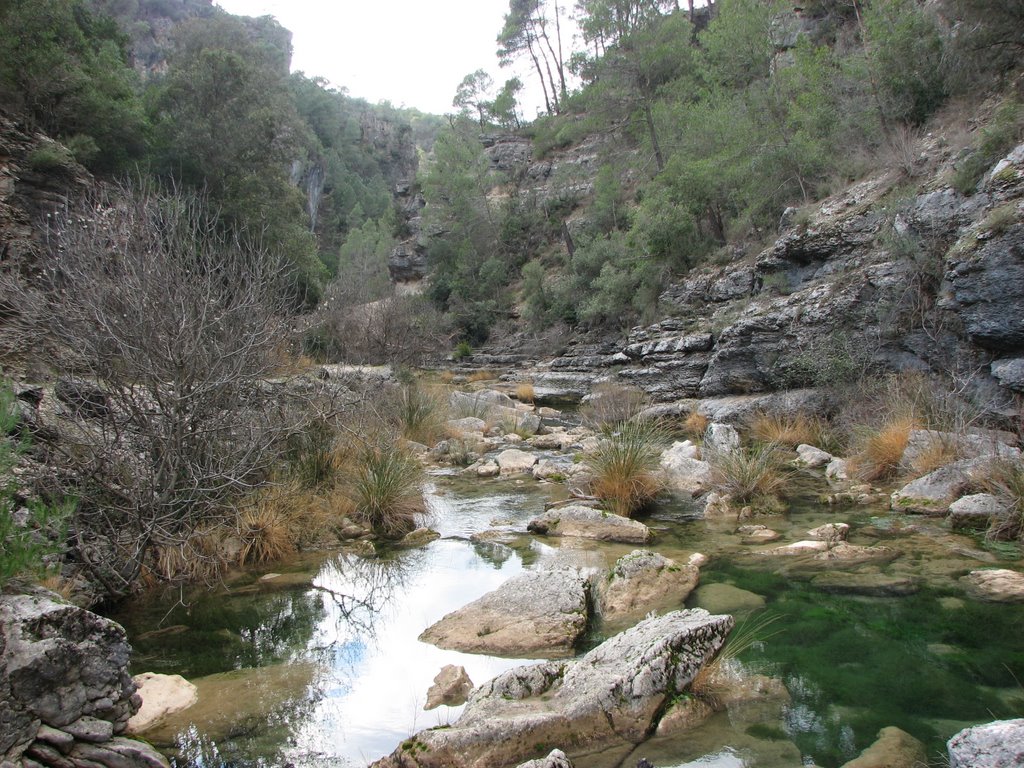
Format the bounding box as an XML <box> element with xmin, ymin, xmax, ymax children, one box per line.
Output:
<box><xmin>214</xmin><ymin>0</ymin><xmax>558</xmax><ymax>116</ymax></box>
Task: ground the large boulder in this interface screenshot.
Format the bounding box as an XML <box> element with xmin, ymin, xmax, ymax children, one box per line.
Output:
<box><xmin>596</xmin><ymin>550</ymin><xmax>700</xmax><ymax>625</ymax></box>
<box><xmin>497</xmin><ymin>449</ymin><xmax>538</xmax><ymax>475</ymax></box>
<box><xmin>419</xmin><ymin>568</ymin><xmax>592</xmax><ymax>657</ymax></box>
<box><xmin>948</xmin><ymin>493</ymin><xmax>1008</xmax><ymax>530</ymax></box>
<box><xmin>948</xmin><ymin>718</ymin><xmax>1024</xmax><ymax>768</ymax></box>
<box><xmin>0</xmin><ymin>592</ymin><xmax>169</xmax><ymax>767</ymax></box>
<box><xmin>373</xmin><ymin>609</ymin><xmax>734</xmax><ymax>768</ymax></box>
<box><xmin>890</xmin><ymin>459</ymin><xmax>978</xmax><ymax>514</ymax></box>
<box><xmin>528</xmin><ymin>506</ymin><xmax>652</xmax><ymax>544</ymax></box>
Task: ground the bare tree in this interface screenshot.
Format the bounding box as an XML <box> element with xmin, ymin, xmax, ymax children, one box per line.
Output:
<box><xmin>34</xmin><ymin>180</ymin><xmax>301</xmax><ymax>596</ymax></box>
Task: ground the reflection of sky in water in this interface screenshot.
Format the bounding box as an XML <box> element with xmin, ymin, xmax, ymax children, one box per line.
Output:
<box><xmin>283</xmin><ymin>534</ymin><xmax>539</xmax><ymax>765</ymax></box>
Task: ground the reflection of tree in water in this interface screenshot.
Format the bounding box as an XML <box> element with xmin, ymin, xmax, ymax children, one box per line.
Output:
<box><xmin>149</xmin><ymin>554</ymin><xmax>414</xmax><ymax>768</ymax></box>
<box><xmin>311</xmin><ymin>551</ymin><xmax>414</xmax><ymax>645</ymax></box>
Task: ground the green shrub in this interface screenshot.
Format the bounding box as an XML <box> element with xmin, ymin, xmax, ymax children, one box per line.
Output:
<box><xmin>0</xmin><ymin>385</ymin><xmax>71</xmax><ymax>587</ymax></box>
<box><xmin>27</xmin><ymin>144</ymin><xmax>75</xmax><ymax>173</ymax></box>
<box><xmin>706</xmin><ymin>441</ymin><xmax>789</xmax><ymax>509</ymax></box>
<box><xmin>952</xmin><ymin>100</ymin><xmax>1024</xmax><ymax>194</ymax></box>
<box><xmin>349</xmin><ymin>440</ymin><xmax>425</xmax><ymax>538</ymax></box>
<box><xmin>453</xmin><ymin>341</ymin><xmax>473</xmax><ymax>360</ymax></box>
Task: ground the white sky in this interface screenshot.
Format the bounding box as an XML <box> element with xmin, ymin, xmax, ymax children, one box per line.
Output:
<box><xmin>214</xmin><ymin>0</ymin><xmax>562</xmax><ymax>116</ymax></box>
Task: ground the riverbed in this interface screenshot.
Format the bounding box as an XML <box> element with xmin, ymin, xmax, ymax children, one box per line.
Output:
<box><xmin>112</xmin><ymin>470</ymin><xmax>1024</xmax><ymax>768</ymax></box>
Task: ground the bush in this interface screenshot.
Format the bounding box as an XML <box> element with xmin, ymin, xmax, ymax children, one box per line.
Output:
<box><xmin>706</xmin><ymin>441</ymin><xmax>789</xmax><ymax>509</ymax></box>
<box><xmin>349</xmin><ymin>441</ymin><xmax>425</xmax><ymax>538</ymax></box>
<box><xmin>0</xmin><ymin>384</ymin><xmax>71</xmax><ymax>588</ymax></box>
<box><xmin>978</xmin><ymin>460</ymin><xmax>1024</xmax><ymax>541</ymax></box>
<box><xmin>586</xmin><ymin>419</ymin><xmax>668</xmax><ymax>517</ymax></box>
<box><xmin>581</xmin><ymin>382</ymin><xmax>650</xmax><ymax>428</ymax></box>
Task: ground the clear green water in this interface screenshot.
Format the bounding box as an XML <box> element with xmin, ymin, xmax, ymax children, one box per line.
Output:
<box><xmin>111</xmin><ymin>473</ymin><xmax>1024</xmax><ymax>768</ymax></box>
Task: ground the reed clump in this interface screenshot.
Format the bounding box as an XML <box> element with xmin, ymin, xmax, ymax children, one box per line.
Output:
<box><xmin>586</xmin><ymin>419</ymin><xmax>668</xmax><ymax>517</ymax></box>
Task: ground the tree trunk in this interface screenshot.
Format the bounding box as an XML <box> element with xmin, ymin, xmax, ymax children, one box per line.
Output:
<box><xmin>644</xmin><ymin>101</ymin><xmax>665</xmax><ymax>172</ymax></box>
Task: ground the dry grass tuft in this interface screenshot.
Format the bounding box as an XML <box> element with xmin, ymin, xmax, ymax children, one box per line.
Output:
<box><xmin>515</xmin><ymin>381</ymin><xmax>535</xmax><ymax>404</ymax></box>
<box><xmin>153</xmin><ymin>528</ymin><xmax>229</xmax><ymax>581</ymax></box>
<box><xmin>581</xmin><ymin>382</ymin><xmax>649</xmax><ymax>428</ymax></box>
<box><xmin>749</xmin><ymin>412</ymin><xmax>827</xmax><ymax>448</ymax></box>
<box><xmin>852</xmin><ymin>416</ymin><xmax>916</xmax><ymax>482</ymax></box>
<box><xmin>468</xmin><ymin>370</ymin><xmax>497</xmax><ymax>383</ymax></box>
<box><xmin>906</xmin><ymin>433</ymin><xmax>962</xmax><ymax>476</ymax></box>
<box><xmin>586</xmin><ymin>419</ymin><xmax>668</xmax><ymax>517</ymax></box>
<box><xmin>237</xmin><ymin>494</ymin><xmax>298</xmax><ymax>566</ymax></box>
<box><xmin>683</xmin><ymin>411</ymin><xmax>710</xmax><ymax>437</ymax></box>
<box><xmin>976</xmin><ymin>459</ymin><xmax>1024</xmax><ymax>541</ymax></box>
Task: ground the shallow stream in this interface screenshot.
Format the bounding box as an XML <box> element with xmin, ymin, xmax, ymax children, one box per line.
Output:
<box><xmin>112</xmin><ymin>470</ymin><xmax>1024</xmax><ymax>768</ymax></box>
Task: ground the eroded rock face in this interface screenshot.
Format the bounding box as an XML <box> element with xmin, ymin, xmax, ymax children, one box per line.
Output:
<box><xmin>948</xmin><ymin>718</ymin><xmax>1024</xmax><ymax>768</ymax></box>
<box><xmin>527</xmin><ymin>505</ymin><xmax>652</xmax><ymax>544</ymax></box>
<box><xmin>418</xmin><ymin>568</ymin><xmax>592</xmax><ymax>657</ymax></box>
<box><xmin>596</xmin><ymin>550</ymin><xmax>699</xmax><ymax>625</ymax></box>
<box><xmin>0</xmin><ymin>592</ymin><xmax>169</xmax><ymax>767</ymax></box>
<box><xmin>374</xmin><ymin>609</ymin><xmax>734</xmax><ymax>768</ymax></box>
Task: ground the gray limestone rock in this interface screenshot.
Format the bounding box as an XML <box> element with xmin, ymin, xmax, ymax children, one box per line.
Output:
<box><xmin>374</xmin><ymin>610</ymin><xmax>734</xmax><ymax>768</ymax></box>
<box><xmin>992</xmin><ymin>357</ymin><xmax>1024</xmax><ymax>393</ymax></box>
<box><xmin>515</xmin><ymin>750</ymin><xmax>573</xmax><ymax>768</ymax></box>
<box><xmin>418</xmin><ymin>568</ymin><xmax>592</xmax><ymax>657</ymax></box>
<box><xmin>948</xmin><ymin>718</ymin><xmax>1024</xmax><ymax>768</ymax></box>
<box><xmin>596</xmin><ymin>550</ymin><xmax>700</xmax><ymax>625</ymax></box>
<box><xmin>948</xmin><ymin>493</ymin><xmax>1007</xmax><ymax>530</ymax></box>
<box><xmin>424</xmin><ymin>665</ymin><xmax>474</xmax><ymax>710</ymax></box>
<box><xmin>795</xmin><ymin>444</ymin><xmax>832</xmax><ymax>468</ymax></box>
<box><xmin>961</xmin><ymin>569</ymin><xmax>1024</xmax><ymax>603</ymax></box>
<box><xmin>527</xmin><ymin>505</ymin><xmax>652</xmax><ymax>544</ymax></box>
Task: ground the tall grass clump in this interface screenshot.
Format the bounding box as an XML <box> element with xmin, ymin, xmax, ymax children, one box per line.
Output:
<box><xmin>581</xmin><ymin>382</ymin><xmax>649</xmax><ymax>428</ymax></box>
<box><xmin>586</xmin><ymin>419</ymin><xmax>668</xmax><ymax>517</ymax></box>
<box><xmin>683</xmin><ymin>411</ymin><xmax>710</xmax><ymax>438</ymax></box>
<box><xmin>977</xmin><ymin>459</ymin><xmax>1024</xmax><ymax>541</ymax></box>
<box><xmin>706</xmin><ymin>442</ymin><xmax>789</xmax><ymax>511</ymax></box>
<box><xmin>349</xmin><ymin>440</ymin><xmax>425</xmax><ymax>538</ymax></box>
<box><xmin>749</xmin><ymin>412</ymin><xmax>830</xmax><ymax>449</ymax></box>
<box><xmin>515</xmin><ymin>381</ymin><xmax>535</xmax><ymax>403</ymax></box>
<box><xmin>851</xmin><ymin>415</ymin><xmax>916</xmax><ymax>482</ymax></box>
<box><xmin>394</xmin><ymin>383</ymin><xmax>447</xmax><ymax>445</ymax></box>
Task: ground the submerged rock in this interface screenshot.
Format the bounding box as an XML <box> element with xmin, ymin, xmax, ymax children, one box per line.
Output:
<box><xmin>811</xmin><ymin>573</ymin><xmax>918</xmax><ymax>597</ymax></box>
<box><xmin>425</xmin><ymin>665</ymin><xmax>474</xmax><ymax>710</ymax></box>
<box><xmin>947</xmin><ymin>718</ymin><xmax>1024</xmax><ymax>768</ymax></box>
<box><xmin>528</xmin><ymin>505</ymin><xmax>652</xmax><ymax>544</ymax></box>
<box><xmin>597</xmin><ymin>550</ymin><xmax>700</xmax><ymax>625</ymax></box>
<box><xmin>691</xmin><ymin>582</ymin><xmax>766</xmax><ymax>614</ymax></box>
<box><xmin>839</xmin><ymin>726</ymin><xmax>926</xmax><ymax>768</ymax></box>
<box><xmin>373</xmin><ymin>609</ymin><xmax>734</xmax><ymax>768</ymax></box>
<box><xmin>419</xmin><ymin>568</ymin><xmax>592</xmax><ymax>657</ymax></box>
<box><xmin>961</xmin><ymin>569</ymin><xmax>1024</xmax><ymax>603</ymax></box>
<box><xmin>125</xmin><ymin>673</ymin><xmax>198</xmax><ymax>734</ymax></box>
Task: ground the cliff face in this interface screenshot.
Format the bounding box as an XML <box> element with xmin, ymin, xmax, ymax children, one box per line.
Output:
<box><xmin>0</xmin><ymin>112</ymin><xmax>91</xmax><ymax>269</ymax></box>
<box><xmin>458</xmin><ymin>118</ymin><xmax>1023</xmax><ymax>418</ymax></box>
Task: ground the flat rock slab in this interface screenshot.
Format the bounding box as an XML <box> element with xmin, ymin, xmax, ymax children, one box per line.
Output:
<box><xmin>691</xmin><ymin>582</ymin><xmax>766</xmax><ymax>614</ymax></box>
<box><xmin>948</xmin><ymin>718</ymin><xmax>1024</xmax><ymax>768</ymax></box>
<box><xmin>961</xmin><ymin>569</ymin><xmax>1024</xmax><ymax>603</ymax></box>
<box><xmin>125</xmin><ymin>673</ymin><xmax>198</xmax><ymax>734</ymax></box>
<box><xmin>527</xmin><ymin>505</ymin><xmax>652</xmax><ymax>544</ymax></box>
<box><xmin>419</xmin><ymin>568</ymin><xmax>591</xmax><ymax>657</ymax></box>
<box><xmin>374</xmin><ymin>609</ymin><xmax>734</xmax><ymax>768</ymax></box>
<box><xmin>811</xmin><ymin>573</ymin><xmax>918</xmax><ymax>597</ymax></box>
<box><xmin>497</xmin><ymin>448</ymin><xmax>538</xmax><ymax>474</ymax></box>
<box><xmin>597</xmin><ymin>550</ymin><xmax>699</xmax><ymax>625</ymax></box>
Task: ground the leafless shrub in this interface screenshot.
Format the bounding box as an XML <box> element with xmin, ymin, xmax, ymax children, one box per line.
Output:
<box><xmin>24</xmin><ymin>179</ymin><xmax>308</xmax><ymax>597</ymax></box>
